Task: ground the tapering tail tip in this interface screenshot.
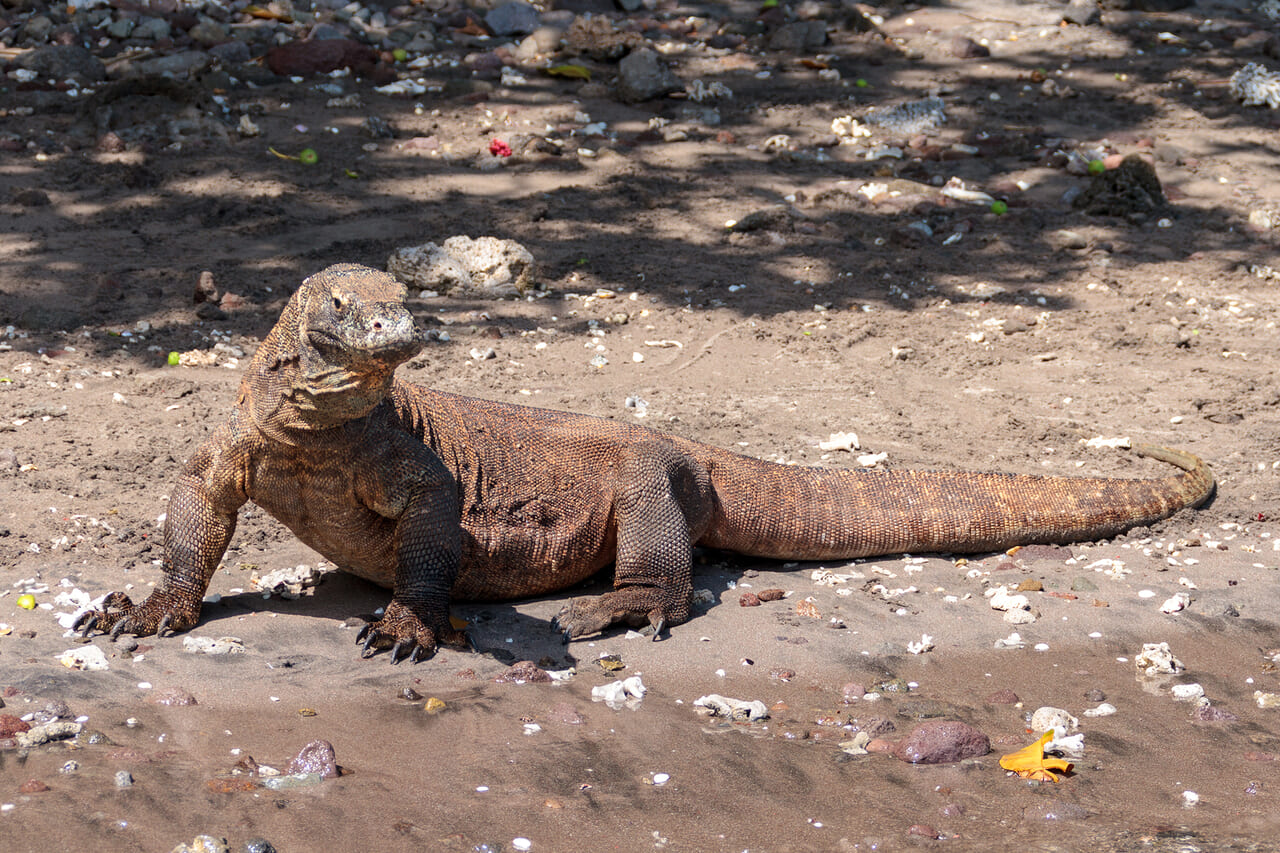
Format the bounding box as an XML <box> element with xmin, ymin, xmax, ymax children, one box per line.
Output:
<box><xmin>1133</xmin><ymin>444</ymin><xmax>1215</xmax><ymax>509</ymax></box>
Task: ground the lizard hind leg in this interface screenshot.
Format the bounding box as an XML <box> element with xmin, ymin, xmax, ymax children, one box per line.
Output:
<box><xmin>553</xmin><ymin>444</ymin><xmax>709</xmax><ymax>642</ymax></box>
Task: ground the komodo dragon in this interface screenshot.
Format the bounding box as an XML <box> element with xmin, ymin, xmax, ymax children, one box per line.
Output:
<box><xmin>76</xmin><ymin>263</ymin><xmax>1215</xmax><ymax>662</ymax></box>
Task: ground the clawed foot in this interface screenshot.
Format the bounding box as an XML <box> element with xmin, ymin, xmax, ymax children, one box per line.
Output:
<box><xmin>73</xmin><ymin>591</ymin><xmax>201</xmax><ymax>640</ymax></box>
<box><xmin>356</xmin><ymin>600</ymin><xmax>469</xmax><ymax>664</ymax></box>
<box><xmin>551</xmin><ymin>591</ymin><xmax>674</xmax><ymax>644</ymax></box>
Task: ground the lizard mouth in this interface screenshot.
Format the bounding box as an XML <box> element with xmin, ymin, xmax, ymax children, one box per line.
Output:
<box><xmin>307</xmin><ymin>328</ymin><xmax>423</xmax><ymax>366</ymax></box>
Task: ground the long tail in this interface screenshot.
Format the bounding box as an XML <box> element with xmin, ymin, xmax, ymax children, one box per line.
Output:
<box><xmin>691</xmin><ymin>443</ymin><xmax>1213</xmax><ymax>560</ymax></box>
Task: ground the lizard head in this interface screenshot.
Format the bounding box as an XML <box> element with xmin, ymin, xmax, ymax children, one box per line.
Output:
<box><xmin>248</xmin><ymin>264</ymin><xmax>425</xmax><ymax>433</ymax></box>
<box><xmin>298</xmin><ymin>263</ymin><xmax>424</xmax><ymax>374</ymax></box>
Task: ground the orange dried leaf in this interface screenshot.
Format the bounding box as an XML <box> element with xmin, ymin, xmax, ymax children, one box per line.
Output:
<box><xmin>998</xmin><ymin>731</ymin><xmax>1074</xmax><ymax>782</ymax></box>
<box><xmin>245</xmin><ymin>5</ymin><xmax>292</xmax><ymax>21</ymax></box>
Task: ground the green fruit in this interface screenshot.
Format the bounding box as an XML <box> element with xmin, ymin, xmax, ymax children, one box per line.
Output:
<box><xmin>17</xmin><ymin>593</ymin><xmax>35</xmax><ymax>610</ymax></box>
<box><xmin>299</xmin><ymin>148</ymin><xmax>319</xmax><ymax>166</ymax></box>
<box><xmin>1088</xmin><ymin>159</ymin><xmax>1105</xmax><ymax>175</ymax></box>
<box><xmin>167</xmin><ymin>351</ymin><xmax>180</xmax><ymax>366</ymax></box>
<box><xmin>990</xmin><ymin>200</ymin><xmax>1008</xmax><ymax>215</ymax></box>
<box><xmin>855</xmin><ymin>78</ymin><xmax>869</xmax><ymax>88</ymax></box>
<box><xmin>392</xmin><ymin>48</ymin><xmax>408</xmax><ymax>62</ymax></box>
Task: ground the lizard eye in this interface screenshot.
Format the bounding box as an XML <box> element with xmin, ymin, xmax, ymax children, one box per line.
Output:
<box><xmin>332</xmin><ymin>295</ymin><xmax>344</xmax><ymax>311</ymax></box>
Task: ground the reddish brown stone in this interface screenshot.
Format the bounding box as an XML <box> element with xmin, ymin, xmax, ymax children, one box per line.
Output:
<box><xmin>866</xmin><ymin>737</ymin><xmax>896</xmax><ymax>754</ymax></box>
<box><xmin>0</xmin><ymin>715</ymin><xmax>30</xmax><ymax>738</ymax></box>
<box><xmin>265</xmin><ymin>39</ymin><xmax>379</xmax><ymax>78</ymax></box>
<box><xmin>18</xmin><ymin>779</ymin><xmax>49</xmax><ymax>793</ymax></box>
<box><xmin>738</xmin><ymin>592</ymin><xmax>761</xmax><ymax>607</ymax></box>
<box><xmin>495</xmin><ymin>661</ymin><xmax>552</xmax><ymax>683</ymax></box>
<box><xmin>891</xmin><ymin>720</ymin><xmax>990</xmax><ymax>765</ymax></box>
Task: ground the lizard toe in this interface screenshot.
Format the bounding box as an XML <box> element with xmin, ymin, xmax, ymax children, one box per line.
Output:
<box><xmin>389</xmin><ymin>640</ymin><xmax>406</xmax><ymax>664</ymax></box>
<box><xmin>639</xmin><ymin>614</ymin><xmax>666</xmax><ymax>641</ymax></box>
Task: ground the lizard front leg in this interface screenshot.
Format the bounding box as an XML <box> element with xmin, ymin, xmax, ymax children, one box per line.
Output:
<box><xmin>77</xmin><ymin>437</ymin><xmax>244</xmax><ymax>639</ymax></box>
<box><xmin>354</xmin><ymin>437</ymin><xmax>467</xmax><ymax>663</ymax></box>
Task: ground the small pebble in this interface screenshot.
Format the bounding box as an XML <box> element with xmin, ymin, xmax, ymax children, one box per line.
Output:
<box><xmin>115</xmin><ymin>770</ymin><xmax>134</xmax><ymax>788</ymax></box>
<box><xmin>286</xmin><ymin>740</ymin><xmax>339</xmax><ymax>779</ymax></box>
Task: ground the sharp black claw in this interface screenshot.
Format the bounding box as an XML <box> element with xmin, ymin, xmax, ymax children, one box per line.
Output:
<box><xmin>110</xmin><ymin>620</ymin><xmax>129</xmax><ymax>641</ymax></box>
<box><xmin>361</xmin><ymin>631</ymin><xmax>378</xmax><ymax>657</ymax></box>
<box><xmin>389</xmin><ymin>641</ymin><xmax>404</xmax><ymax>664</ymax></box>
<box><xmin>356</xmin><ymin>624</ymin><xmax>371</xmax><ymax>644</ymax></box>
<box><xmin>410</xmin><ymin>645</ymin><xmax>425</xmax><ymax>664</ymax></box>
<box><xmin>560</xmin><ymin>628</ymin><xmax>572</xmax><ymax>645</ymax></box>
<box><xmin>76</xmin><ymin>614</ymin><xmax>99</xmax><ymax>635</ymax></box>
<box><xmin>156</xmin><ymin>615</ymin><xmax>172</xmax><ymax>637</ymax></box>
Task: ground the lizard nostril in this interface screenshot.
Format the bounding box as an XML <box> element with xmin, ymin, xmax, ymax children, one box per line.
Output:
<box><xmin>372</xmin><ymin>321</ymin><xmax>382</xmax><ymax>330</ymax></box>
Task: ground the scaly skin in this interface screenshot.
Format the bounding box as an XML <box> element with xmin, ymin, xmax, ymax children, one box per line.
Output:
<box><xmin>76</xmin><ymin>264</ymin><xmax>1215</xmax><ymax>662</ymax></box>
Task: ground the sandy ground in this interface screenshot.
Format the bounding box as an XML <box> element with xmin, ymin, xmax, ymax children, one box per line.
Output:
<box><xmin>3</xmin><ymin>0</ymin><xmax>1280</xmax><ymax>849</ymax></box>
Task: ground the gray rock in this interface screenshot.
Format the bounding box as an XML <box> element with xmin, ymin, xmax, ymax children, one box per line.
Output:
<box><xmin>209</xmin><ymin>41</ymin><xmax>251</xmax><ymax>65</ymax></box>
<box><xmin>310</xmin><ymin>23</ymin><xmax>349</xmax><ymax>40</ymax></box>
<box><xmin>890</xmin><ymin>720</ymin><xmax>990</xmax><ymax>765</ymax></box>
<box><xmin>22</xmin><ymin>15</ymin><xmax>55</xmax><ymax>42</ymax></box>
<box><xmin>615</xmin><ymin>48</ymin><xmax>679</xmax><ymax>103</ymax></box>
<box><xmin>1048</xmin><ymin>229</ymin><xmax>1089</xmax><ymax>251</ymax></box>
<box><xmin>388</xmin><ymin>235</ymin><xmax>537</xmax><ymax>297</ymax></box>
<box><xmin>485</xmin><ymin>1</ymin><xmax>541</xmax><ymax>36</ymax></box>
<box><xmin>134</xmin><ymin>17</ymin><xmax>172</xmax><ymax>40</ymax></box>
<box><xmin>361</xmin><ymin>116</ymin><xmax>394</xmax><ymax>138</ymax></box>
<box><xmin>15</xmin><ymin>45</ymin><xmax>107</xmax><ymax>83</ymax></box>
<box><xmin>1062</xmin><ymin>0</ymin><xmax>1101</xmax><ymax>26</ymax></box>
<box><xmin>767</xmin><ymin>21</ymin><xmax>827</xmax><ymax>52</ymax></box>
<box><xmin>731</xmin><ymin>204</ymin><xmax>798</xmax><ymax>232</ymax></box>
<box><xmin>1073</xmin><ymin>154</ymin><xmax>1167</xmax><ymax>217</ymax></box>
<box><xmin>114</xmin><ymin>770</ymin><xmax>134</xmax><ymax>788</ymax></box>
<box><xmin>244</xmin><ymin>840</ymin><xmax>277</xmax><ymax>853</ymax></box>
<box><xmin>865</xmin><ymin>97</ymin><xmax>946</xmax><ymax>135</ymax></box>
<box><xmin>188</xmin><ymin>15</ymin><xmax>231</xmax><ymax>45</ymax></box>
<box><xmin>107</xmin><ymin>18</ymin><xmax>136</xmax><ymax>39</ymax></box>
<box><xmin>126</xmin><ymin>51</ymin><xmax>214</xmax><ymax>79</ymax></box>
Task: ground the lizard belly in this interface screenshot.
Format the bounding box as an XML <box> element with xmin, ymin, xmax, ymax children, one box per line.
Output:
<box><xmin>248</xmin><ymin>465</ymin><xmax>398</xmax><ymax>587</ymax></box>
<box><xmin>452</xmin><ymin>503</ymin><xmax>616</xmax><ymax>601</ymax></box>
